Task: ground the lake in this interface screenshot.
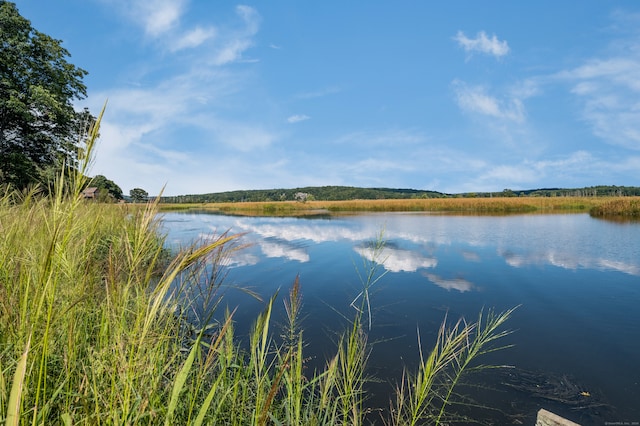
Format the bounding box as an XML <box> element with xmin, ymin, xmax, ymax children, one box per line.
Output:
<box><xmin>160</xmin><ymin>210</ymin><xmax>640</xmax><ymax>425</ymax></box>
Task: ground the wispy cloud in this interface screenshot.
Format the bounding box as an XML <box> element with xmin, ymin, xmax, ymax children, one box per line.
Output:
<box><xmin>544</xmin><ymin>12</ymin><xmax>640</xmax><ymax>151</ymax></box>
<box><xmin>106</xmin><ymin>0</ymin><xmax>188</xmax><ymax>38</ymax></box>
<box><xmin>170</xmin><ymin>26</ymin><xmax>217</xmax><ymax>51</ymax></box>
<box><xmin>452</xmin><ymin>80</ymin><xmax>525</xmax><ymax>123</ymax></box>
<box><xmin>287</xmin><ymin>114</ymin><xmax>310</xmax><ymax>123</ymax></box>
<box><xmin>204</xmin><ymin>5</ymin><xmax>261</xmax><ymax>65</ymax></box>
<box><xmin>454</xmin><ymin>150</ymin><xmax>640</xmax><ymax>192</ymax></box>
<box><xmin>454</xmin><ymin>30</ymin><xmax>509</xmax><ymax>58</ymax></box>
<box><xmin>557</xmin><ymin>57</ymin><xmax>640</xmax><ymax>150</ymax></box>
<box><xmin>87</xmin><ymin>3</ymin><xmax>267</xmax><ymax>195</ymax></box>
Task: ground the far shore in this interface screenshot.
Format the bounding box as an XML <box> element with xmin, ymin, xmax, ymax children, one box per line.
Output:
<box><xmin>158</xmin><ymin>196</ymin><xmax>640</xmax><ymax>217</ymax></box>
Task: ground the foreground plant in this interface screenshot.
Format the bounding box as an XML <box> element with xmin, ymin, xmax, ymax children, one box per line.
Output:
<box><xmin>390</xmin><ymin>307</ymin><xmax>517</xmax><ymax>425</ymax></box>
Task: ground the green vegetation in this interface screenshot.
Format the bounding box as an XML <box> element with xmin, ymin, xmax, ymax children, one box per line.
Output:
<box><xmin>1</xmin><ymin>110</ymin><xmax>517</xmax><ymax>425</ymax></box>
<box><xmin>162</xmin><ymin>196</ymin><xmax>640</xmax><ymax>217</ymax></box>
<box><xmin>162</xmin><ymin>186</ymin><xmax>446</xmax><ymax>203</ymax></box>
<box><xmin>160</xmin><ymin>185</ymin><xmax>640</xmax><ymax>204</ymax></box>
<box><xmin>130</xmin><ymin>187</ymin><xmax>149</xmax><ymax>203</ymax></box>
<box><xmin>86</xmin><ymin>174</ymin><xmax>123</xmax><ymax>201</ymax></box>
<box><xmin>0</xmin><ymin>1</ymin><xmax>93</xmax><ymax>189</ymax></box>
<box><xmin>590</xmin><ymin>198</ymin><xmax>640</xmax><ymax>218</ymax></box>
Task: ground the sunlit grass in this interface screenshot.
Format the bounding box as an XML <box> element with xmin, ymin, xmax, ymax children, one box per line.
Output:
<box><xmin>161</xmin><ymin>196</ymin><xmax>640</xmax><ymax>216</ymax></box>
<box><xmin>590</xmin><ymin>198</ymin><xmax>640</xmax><ymax>218</ymax></box>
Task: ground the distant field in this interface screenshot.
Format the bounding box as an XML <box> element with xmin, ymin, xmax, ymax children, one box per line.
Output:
<box><xmin>159</xmin><ymin>196</ymin><xmax>640</xmax><ymax>216</ymax></box>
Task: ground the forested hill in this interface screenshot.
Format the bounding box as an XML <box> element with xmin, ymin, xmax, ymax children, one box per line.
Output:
<box><xmin>160</xmin><ymin>185</ymin><xmax>640</xmax><ymax>203</ymax></box>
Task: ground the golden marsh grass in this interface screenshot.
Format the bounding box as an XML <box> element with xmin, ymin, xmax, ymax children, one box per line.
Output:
<box><xmin>160</xmin><ymin>196</ymin><xmax>640</xmax><ymax>216</ymax></box>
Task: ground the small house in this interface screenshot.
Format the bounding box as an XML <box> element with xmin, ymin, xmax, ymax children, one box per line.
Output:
<box><xmin>82</xmin><ymin>187</ymin><xmax>99</xmax><ymax>199</ymax></box>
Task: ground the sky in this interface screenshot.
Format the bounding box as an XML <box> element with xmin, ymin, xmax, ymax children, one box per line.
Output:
<box><xmin>14</xmin><ymin>1</ymin><xmax>640</xmax><ymax>196</ymax></box>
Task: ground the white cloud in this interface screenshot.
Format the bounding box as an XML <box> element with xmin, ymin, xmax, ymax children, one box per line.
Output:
<box><xmin>85</xmin><ymin>4</ymin><xmax>267</xmax><ymax>195</ymax></box>
<box><xmin>287</xmin><ymin>114</ymin><xmax>310</xmax><ymax>123</ymax></box>
<box><xmin>143</xmin><ymin>0</ymin><xmax>186</xmax><ymax>36</ymax></box>
<box><xmin>213</xmin><ymin>39</ymin><xmax>253</xmax><ymax>65</ymax></box>
<box><xmin>108</xmin><ymin>1</ymin><xmax>259</xmax><ymax>64</ymax></box>
<box><xmin>454</xmin><ymin>150</ymin><xmax>640</xmax><ymax>193</ymax></box>
<box><xmin>453</xmin><ymin>81</ymin><xmax>525</xmax><ymax>123</ymax></box>
<box><xmin>106</xmin><ymin>0</ymin><xmax>187</xmax><ymax>37</ymax></box>
<box><xmin>236</xmin><ymin>5</ymin><xmax>261</xmax><ymax>34</ymax></box>
<box><xmin>454</xmin><ymin>30</ymin><xmax>509</xmax><ymax>58</ymax></box>
<box><xmin>557</xmin><ymin>57</ymin><xmax>640</xmax><ymax>150</ymax></box>
<box><xmin>170</xmin><ymin>26</ymin><xmax>217</xmax><ymax>51</ymax></box>
<box><xmin>206</xmin><ymin>5</ymin><xmax>261</xmax><ymax>65</ymax></box>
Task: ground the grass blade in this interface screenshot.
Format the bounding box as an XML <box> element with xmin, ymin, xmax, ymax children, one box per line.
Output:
<box><xmin>6</xmin><ymin>335</ymin><xmax>31</xmax><ymax>426</ymax></box>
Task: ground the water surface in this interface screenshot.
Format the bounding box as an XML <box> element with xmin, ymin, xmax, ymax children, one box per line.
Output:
<box><xmin>161</xmin><ymin>211</ymin><xmax>640</xmax><ymax>425</ymax></box>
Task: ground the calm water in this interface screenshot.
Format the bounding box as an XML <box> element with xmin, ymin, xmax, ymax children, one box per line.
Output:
<box><xmin>160</xmin><ymin>211</ymin><xmax>640</xmax><ymax>425</ymax></box>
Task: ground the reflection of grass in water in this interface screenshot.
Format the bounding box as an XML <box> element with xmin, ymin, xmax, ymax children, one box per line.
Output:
<box><xmin>1</xmin><ymin>107</ymin><xmax>518</xmax><ymax>424</ymax></box>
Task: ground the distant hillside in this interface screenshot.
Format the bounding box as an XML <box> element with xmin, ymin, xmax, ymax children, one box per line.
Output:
<box><xmin>161</xmin><ymin>186</ymin><xmax>445</xmax><ymax>203</ymax></box>
<box><xmin>160</xmin><ymin>185</ymin><xmax>640</xmax><ymax>203</ymax></box>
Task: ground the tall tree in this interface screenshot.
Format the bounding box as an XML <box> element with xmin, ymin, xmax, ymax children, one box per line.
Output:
<box><xmin>90</xmin><ymin>175</ymin><xmax>123</xmax><ymax>200</ymax></box>
<box><xmin>129</xmin><ymin>188</ymin><xmax>149</xmax><ymax>203</ymax></box>
<box><xmin>0</xmin><ymin>1</ymin><xmax>91</xmax><ymax>188</ymax></box>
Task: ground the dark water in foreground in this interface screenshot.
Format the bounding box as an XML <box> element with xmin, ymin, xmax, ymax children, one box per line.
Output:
<box><xmin>161</xmin><ymin>211</ymin><xmax>640</xmax><ymax>425</ymax></box>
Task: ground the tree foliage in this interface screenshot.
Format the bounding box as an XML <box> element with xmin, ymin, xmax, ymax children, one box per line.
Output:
<box><xmin>129</xmin><ymin>188</ymin><xmax>149</xmax><ymax>203</ymax></box>
<box><xmin>161</xmin><ymin>186</ymin><xmax>446</xmax><ymax>203</ymax></box>
<box><xmin>89</xmin><ymin>175</ymin><xmax>123</xmax><ymax>201</ymax></box>
<box><xmin>0</xmin><ymin>1</ymin><xmax>91</xmax><ymax>188</ymax></box>
<box><xmin>160</xmin><ymin>185</ymin><xmax>640</xmax><ymax>204</ymax></box>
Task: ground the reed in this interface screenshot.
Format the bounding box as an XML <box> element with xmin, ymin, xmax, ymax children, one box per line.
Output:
<box><xmin>590</xmin><ymin>198</ymin><xmax>640</xmax><ymax>218</ymax></box>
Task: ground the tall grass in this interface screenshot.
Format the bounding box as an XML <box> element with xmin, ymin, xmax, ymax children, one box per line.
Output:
<box><xmin>590</xmin><ymin>198</ymin><xmax>640</xmax><ymax>218</ymax></box>
<box><xmin>1</xmin><ymin>106</ymin><xmax>517</xmax><ymax>424</ymax></box>
<box><xmin>171</xmin><ymin>196</ymin><xmax>637</xmax><ymax>216</ymax></box>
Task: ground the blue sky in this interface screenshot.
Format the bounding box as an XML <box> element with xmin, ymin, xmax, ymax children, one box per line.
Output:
<box><xmin>15</xmin><ymin>1</ymin><xmax>640</xmax><ymax>196</ymax></box>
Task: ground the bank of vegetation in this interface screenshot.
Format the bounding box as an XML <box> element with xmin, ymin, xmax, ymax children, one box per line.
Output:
<box><xmin>590</xmin><ymin>198</ymin><xmax>640</xmax><ymax>218</ymax></box>
<box><xmin>160</xmin><ymin>196</ymin><xmax>640</xmax><ymax>217</ymax></box>
<box><xmin>160</xmin><ymin>185</ymin><xmax>640</xmax><ymax>204</ymax></box>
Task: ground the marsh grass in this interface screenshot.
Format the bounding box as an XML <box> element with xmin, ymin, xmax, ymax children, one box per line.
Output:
<box><xmin>590</xmin><ymin>198</ymin><xmax>640</xmax><ymax>218</ymax></box>
<box><xmin>166</xmin><ymin>196</ymin><xmax>638</xmax><ymax>216</ymax></box>
<box><xmin>1</xmin><ymin>106</ymin><xmax>517</xmax><ymax>424</ymax></box>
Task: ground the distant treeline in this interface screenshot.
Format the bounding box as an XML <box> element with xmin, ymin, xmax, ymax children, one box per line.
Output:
<box><xmin>160</xmin><ymin>185</ymin><xmax>640</xmax><ymax>203</ymax></box>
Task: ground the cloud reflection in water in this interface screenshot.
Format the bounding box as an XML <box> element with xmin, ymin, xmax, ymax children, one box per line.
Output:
<box><xmin>354</xmin><ymin>244</ymin><xmax>437</xmax><ymax>273</ymax></box>
<box><xmin>166</xmin><ymin>213</ymin><xmax>640</xmax><ymax>278</ymax></box>
<box><xmin>422</xmin><ymin>272</ymin><xmax>476</xmax><ymax>292</ymax></box>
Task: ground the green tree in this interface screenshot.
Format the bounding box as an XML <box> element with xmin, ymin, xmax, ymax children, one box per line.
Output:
<box><xmin>89</xmin><ymin>175</ymin><xmax>123</xmax><ymax>201</ymax></box>
<box><xmin>129</xmin><ymin>188</ymin><xmax>149</xmax><ymax>203</ymax></box>
<box><xmin>0</xmin><ymin>1</ymin><xmax>91</xmax><ymax>189</ymax></box>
